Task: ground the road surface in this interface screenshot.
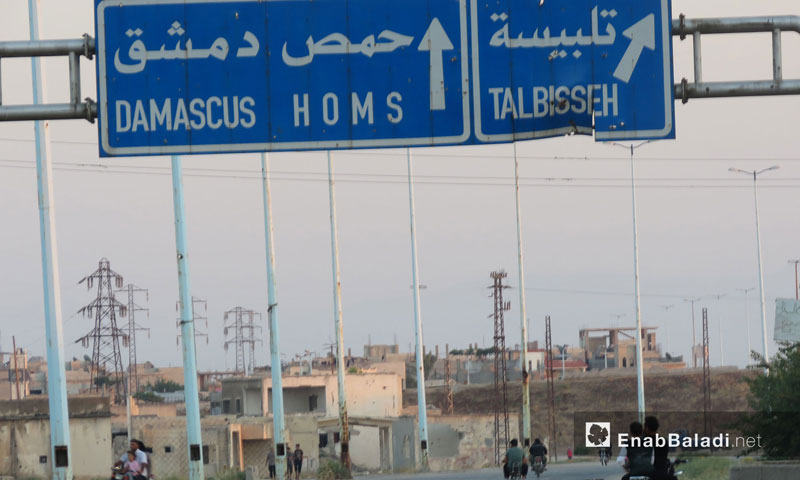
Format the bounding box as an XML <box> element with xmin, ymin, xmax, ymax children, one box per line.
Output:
<box><xmin>361</xmin><ymin>462</ymin><xmax>622</xmax><ymax>480</ymax></box>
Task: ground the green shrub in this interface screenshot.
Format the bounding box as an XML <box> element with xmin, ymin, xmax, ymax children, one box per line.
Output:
<box><xmin>317</xmin><ymin>460</ymin><xmax>351</xmax><ymax>480</ymax></box>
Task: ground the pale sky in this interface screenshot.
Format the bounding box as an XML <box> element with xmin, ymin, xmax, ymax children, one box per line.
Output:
<box><xmin>1</xmin><ymin>0</ymin><xmax>799</xmax><ymax>373</ymax></box>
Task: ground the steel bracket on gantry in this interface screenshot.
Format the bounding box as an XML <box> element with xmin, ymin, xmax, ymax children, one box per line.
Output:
<box><xmin>0</xmin><ymin>34</ymin><xmax>97</xmax><ymax>122</ymax></box>
<box><xmin>673</xmin><ymin>15</ymin><xmax>800</xmax><ymax>103</ymax></box>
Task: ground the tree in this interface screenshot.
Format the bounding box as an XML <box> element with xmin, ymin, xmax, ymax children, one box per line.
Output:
<box><xmin>738</xmin><ymin>343</ymin><xmax>800</xmax><ymax>459</ymax></box>
<box><xmin>150</xmin><ymin>379</ymin><xmax>182</xmax><ymax>393</ymax></box>
<box><xmin>133</xmin><ymin>391</ymin><xmax>164</xmax><ymax>403</ymax></box>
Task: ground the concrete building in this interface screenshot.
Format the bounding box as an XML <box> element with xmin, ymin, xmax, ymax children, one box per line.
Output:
<box><xmin>579</xmin><ymin>326</ymin><xmax>686</xmax><ymax>370</ymax></box>
<box><xmin>220</xmin><ymin>372</ymin><xmax>403</xmax><ymax>418</ymax></box>
<box><xmin>0</xmin><ymin>396</ymin><xmax>111</xmax><ymax>480</ymax></box>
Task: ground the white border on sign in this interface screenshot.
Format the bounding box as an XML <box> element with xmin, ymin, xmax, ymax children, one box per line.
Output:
<box><xmin>469</xmin><ymin>0</ymin><xmax>673</xmax><ymax>141</ymax></box>
<box><xmin>97</xmin><ymin>0</ymin><xmax>471</xmax><ymax>155</ymax></box>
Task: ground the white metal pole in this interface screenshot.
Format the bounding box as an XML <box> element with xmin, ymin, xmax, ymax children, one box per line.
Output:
<box><xmin>629</xmin><ymin>145</ymin><xmax>646</xmax><ymax>423</ymax></box>
<box><xmin>741</xmin><ymin>289</ymin><xmax>752</xmax><ymax>365</ymax></box>
<box><xmin>327</xmin><ymin>151</ymin><xmax>351</xmax><ymax>468</ymax></box>
<box><xmin>407</xmin><ymin>148</ymin><xmax>429</xmax><ymax>469</ymax></box>
<box><xmin>512</xmin><ymin>143</ymin><xmax>531</xmax><ymax>446</ymax></box>
<box><xmin>170</xmin><ymin>155</ymin><xmax>205</xmax><ymax>480</ymax></box>
<box><xmin>28</xmin><ymin>1</ymin><xmax>72</xmax><ymax>479</ymax></box>
<box><xmin>752</xmin><ymin>174</ymin><xmax>770</xmax><ymax>375</ymax></box>
<box><xmin>261</xmin><ymin>153</ymin><xmax>287</xmax><ymax>480</ymax></box>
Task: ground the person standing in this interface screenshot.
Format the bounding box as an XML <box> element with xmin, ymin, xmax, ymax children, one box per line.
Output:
<box><xmin>293</xmin><ymin>444</ymin><xmax>304</xmax><ymax>480</ymax></box>
<box><xmin>285</xmin><ymin>444</ymin><xmax>293</xmax><ymax>477</ymax></box>
<box><xmin>266</xmin><ymin>448</ymin><xmax>276</xmax><ymax>479</ymax></box>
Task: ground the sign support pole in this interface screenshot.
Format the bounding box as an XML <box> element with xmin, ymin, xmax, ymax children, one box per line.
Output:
<box><xmin>261</xmin><ymin>153</ymin><xmax>287</xmax><ymax>480</ymax></box>
<box><xmin>28</xmin><ymin>2</ymin><xmax>73</xmax><ymax>479</ymax></box>
<box><xmin>628</xmin><ymin>145</ymin><xmax>646</xmax><ymax>423</ymax></box>
<box><xmin>406</xmin><ymin>148</ymin><xmax>429</xmax><ymax>469</ymax></box>
<box><xmin>512</xmin><ymin>143</ymin><xmax>531</xmax><ymax>447</ymax></box>
<box><xmin>327</xmin><ymin>151</ymin><xmax>351</xmax><ymax>469</ymax></box>
<box><xmin>170</xmin><ymin>155</ymin><xmax>205</xmax><ymax>480</ymax></box>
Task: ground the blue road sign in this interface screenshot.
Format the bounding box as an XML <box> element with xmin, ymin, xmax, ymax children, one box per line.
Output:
<box><xmin>95</xmin><ymin>0</ymin><xmax>470</xmax><ymax>156</ymax></box>
<box><xmin>94</xmin><ymin>0</ymin><xmax>673</xmax><ymax>157</ymax></box>
<box><xmin>471</xmin><ymin>0</ymin><xmax>674</xmax><ymax>142</ymax></box>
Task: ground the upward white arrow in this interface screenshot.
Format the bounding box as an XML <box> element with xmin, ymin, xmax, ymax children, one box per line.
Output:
<box><xmin>418</xmin><ymin>18</ymin><xmax>454</xmax><ymax>111</ymax></box>
<box><xmin>613</xmin><ymin>13</ymin><xmax>655</xmax><ymax>83</ymax></box>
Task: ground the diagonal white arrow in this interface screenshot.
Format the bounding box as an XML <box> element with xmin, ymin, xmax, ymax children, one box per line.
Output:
<box><xmin>613</xmin><ymin>13</ymin><xmax>655</xmax><ymax>83</ymax></box>
<box><xmin>418</xmin><ymin>18</ymin><xmax>454</xmax><ymax>111</ymax></box>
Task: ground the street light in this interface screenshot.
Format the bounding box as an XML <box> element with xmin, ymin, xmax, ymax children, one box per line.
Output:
<box><xmin>556</xmin><ymin>344</ymin><xmax>569</xmax><ymax>379</ymax></box>
<box><xmin>682</xmin><ymin>296</ymin><xmax>708</xmax><ymax>368</ymax></box>
<box><xmin>729</xmin><ymin>165</ymin><xmax>780</xmax><ymax>374</ymax></box>
<box><xmin>736</xmin><ymin>287</ymin><xmax>755</xmax><ymax>366</ymax></box>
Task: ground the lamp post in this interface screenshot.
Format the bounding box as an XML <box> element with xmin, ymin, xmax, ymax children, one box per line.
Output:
<box><xmin>658</xmin><ymin>305</ymin><xmax>675</xmax><ymax>354</ymax></box>
<box><xmin>729</xmin><ymin>166</ymin><xmax>780</xmax><ymax>375</ymax></box>
<box><xmin>736</xmin><ymin>287</ymin><xmax>755</xmax><ymax>366</ymax></box>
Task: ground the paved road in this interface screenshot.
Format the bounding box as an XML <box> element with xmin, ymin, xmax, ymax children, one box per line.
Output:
<box><xmin>361</xmin><ymin>462</ymin><xmax>623</xmax><ymax>480</ymax></box>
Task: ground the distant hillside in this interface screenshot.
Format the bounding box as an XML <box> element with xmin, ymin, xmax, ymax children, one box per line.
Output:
<box><xmin>407</xmin><ymin>367</ymin><xmax>757</xmax><ymax>456</ymax></box>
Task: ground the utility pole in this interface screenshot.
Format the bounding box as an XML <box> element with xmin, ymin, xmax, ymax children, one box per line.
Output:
<box><xmin>736</xmin><ymin>288</ymin><xmax>755</xmax><ymax>366</ymax></box>
<box><xmin>12</xmin><ymin>336</ymin><xmax>22</xmax><ymax>400</ymax></box>
<box><xmin>709</xmin><ymin>294</ymin><xmax>726</xmax><ymax>366</ymax></box>
<box><xmin>25</xmin><ymin>0</ymin><xmax>74</xmax><ymax>477</ymax></box>
<box><xmin>545</xmin><ymin>316</ymin><xmax>557</xmax><ymax>462</ymax></box>
<box><xmin>407</xmin><ymin>149</ymin><xmax>429</xmax><ymax>469</ymax></box>
<box><xmin>489</xmin><ymin>270</ymin><xmax>511</xmax><ymax>465</ymax></box>
<box><xmin>511</xmin><ymin>142</ymin><xmax>531</xmax><ymax>447</ymax></box>
<box><xmin>788</xmin><ymin>260</ymin><xmax>800</xmax><ymax>300</ymax></box>
<box><xmin>261</xmin><ymin>153</ymin><xmax>287</xmax><ymax>480</ymax></box>
<box><xmin>444</xmin><ymin>343</ymin><xmax>454</xmax><ymax>415</ymax></box>
<box><xmin>327</xmin><ymin>151</ymin><xmax>350</xmax><ymax>470</ymax></box>
<box><xmin>170</xmin><ymin>155</ymin><xmax>205</xmax><ymax>480</ymax></box>
<box><xmin>224</xmin><ymin>307</ymin><xmax>263</xmax><ymax>376</ymax></box>
<box><xmin>658</xmin><ymin>305</ymin><xmax>675</xmax><ymax>354</ymax></box>
<box><xmin>75</xmin><ymin>258</ymin><xmax>129</xmax><ymax>403</ymax></box>
<box><xmin>683</xmin><ymin>297</ymin><xmax>705</xmax><ymax>368</ymax></box>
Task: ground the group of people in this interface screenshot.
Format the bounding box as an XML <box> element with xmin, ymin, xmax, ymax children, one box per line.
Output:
<box><xmin>618</xmin><ymin>416</ymin><xmax>674</xmax><ymax>480</ymax></box>
<box><xmin>266</xmin><ymin>443</ymin><xmax>304</xmax><ymax>480</ymax></box>
<box><xmin>502</xmin><ymin>438</ymin><xmax>549</xmax><ymax>479</ymax></box>
<box><xmin>114</xmin><ymin>439</ymin><xmax>152</xmax><ymax>480</ymax></box>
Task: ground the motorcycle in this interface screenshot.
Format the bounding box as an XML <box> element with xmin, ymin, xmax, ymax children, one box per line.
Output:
<box><xmin>508</xmin><ymin>462</ymin><xmax>522</xmax><ymax>480</ymax></box>
<box><xmin>530</xmin><ymin>456</ymin><xmax>545</xmax><ymax>478</ymax></box>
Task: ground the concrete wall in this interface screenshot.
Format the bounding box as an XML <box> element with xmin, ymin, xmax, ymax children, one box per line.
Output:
<box><xmin>426</xmin><ymin>414</ymin><xmax>503</xmax><ymax>472</ymax></box>
<box><xmin>349</xmin><ymin>425</ymin><xmax>381</xmax><ymax>471</ymax></box>
<box><xmin>0</xmin><ymin>396</ymin><xmax>111</xmax><ymax>480</ymax></box>
<box><xmin>133</xmin><ymin>416</ymin><xmax>232</xmax><ymax>479</ymax></box>
<box><xmin>390</xmin><ymin>417</ymin><xmax>416</xmax><ymax>472</ymax></box>
<box><xmin>285</xmin><ymin>414</ymin><xmax>320</xmax><ymax>474</ymax></box>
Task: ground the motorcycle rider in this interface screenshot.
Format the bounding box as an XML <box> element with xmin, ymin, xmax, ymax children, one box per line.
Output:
<box><xmin>113</xmin><ymin>440</ymin><xmax>148</xmax><ymax>480</ymax></box>
<box><xmin>503</xmin><ymin>439</ymin><xmax>528</xmax><ymax>479</ymax></box>
<box><xmin>622</xmin><ymin>421</ymin><xmax>653</xmax><ymax>480</ymax></box>
<box><xmin>644</xmin><ymin>416</ymin><xmax>673</xmax><ymax>480</ymax></box>
<box><xmin>529</xmin><ymin>438</ymin><xmax>548</xmax><ymax>469</ymax></box>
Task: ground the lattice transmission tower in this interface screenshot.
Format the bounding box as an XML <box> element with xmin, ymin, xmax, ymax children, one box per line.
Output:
<box><xmin>116</xmin><ymin>284</ymin><xmax>150</xmax><ymax>393</ymax></box>
<box><xmin>75</xmin><ymin>258</ymin><xmax>129</xmax><ymax>402</ymax></box>
<box><xmin>224</xmin><ymin>307</ymin><xmax>262</xmax><ymax>375</ymax></box>
<box><xmin>489</xmin><ymin>270</ymin><xmax>511</xmax><ymax>465</ymax></box>
<box><xmin>545</xmin><ymin>315</ymin><xmax>557</xmax><ymax>462</ymax></box>
<box><xmin>702</xmin><ymin>307</ymin><xmax>712</xmax><ymax>439</ymax></box>
<box><xmin>176</xmin><ymin>296</ymin><xmax>209</xmax><ymax>346</ymax></box>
